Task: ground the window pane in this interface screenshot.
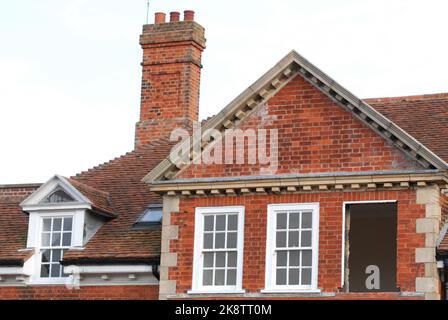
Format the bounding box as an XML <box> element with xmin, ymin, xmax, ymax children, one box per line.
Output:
<box><xmin>62</xmin><ymin>233</ymin><xmax>72</xmax><ymax>246</ymax></box>
<box><xmin>51</xmin><ymin>264</ymin><xmax>61</xmax><ymax>277</ymax></box>
<box><xmin>203</xmin><ymin>270</ymin><xmax>213</xmax><ymax>286</ymax></box>
<box><xmin>289</xmin><ymin>269</ymin><xmax>300</xmax><ymax>285</ymax></box>
<box><xmin>40</xmin><ymin>264</ymin><xmax>50</xmax><ymax>278</ymax></box>
<box><xmin>41</xmin><ymin>250</ymin><xmax>51</xmax><ymax>263</ymax></box>
<box><xmin>214</xmin><ymin>270</ymin><xmax>225</xmax><ymax>286</ymax></box>
<box><xmin>302</xmin><ymin>268</ymin><xmax>312</xmax><ymax>285</ymax></box>
<box><xmin>204</xmin><ymin>216</ymin><xmax>214</xmax><ymax>231</ymax></box>
<box><xmin>302</xmin><ymin>250</ymin><xmax>312</xmax><ymax>267</ymax></box>
<box><xmin>227</xmin><ymin>214</ymin><xmax>238</xmax><ymax>231</ymax></box>
<box><xmin>42</xmin><ymin>233</ymin><xmax>50</xmax><ymax>247</ymax></box>
<box><xmin>289</xmin><ymin>212</ymin><xmax>300</xmax><ymax>229</ymax></box>
<box><xmin>216</xmin><ymin>215</ymin><xmax>226</xmax><ymax>231</ymax></box>
<box><xmin>288</xmin><ymin>231</ymin><xmax>299</xmax><ymax>247</ymax></box>
<box><xmin>276</xmin><ymin>231</ymin><xmax>286</xmax><ymax>248</ymax></box>
<box><xmin>216</xmin><ymin>252</ymin><xmax>226</xmax><ymax>268</ymax></box>
<box><xmin>51</xmin><ymin>249</ymin><xmax>61</xmax><ymax>263</ymax></box>
<box><xmin>301</xmin><ymin>231</ymin><xmax>312</xmax><ymax>247</ymax></box>
<box><xmin>276</xmin><ymin>269</ymin><xmax>287</xmax><ymax>285</ymax></box>
<box><xmin>215</xmin><ymin>233</ymin><xmax>225</xmax><ymax>249</ymax></box>
<box><xmin>43</xmin><ymin>219</ymin><xmax>52</xmax><ymax>232</ymax></box>
<box><xmin>302</xmin><ymin>212</ymin><xmax>312</xmax><ymax>229</ymax></box>
<box><xmin>63</xmin><ymin>218</ymin><xmax>73</xmax><ymax>231</ymax></box>
<box><xmin>227</xmin><ymin>232</ymin><xmax>237</xmax><ymax>249</ymax></box>
<box><xmin>53</xmin><ymin>218</ymin><xmax>62</xmax><ymax>231</ymax></box>
<box><xmin>227</xmin><ymin>252</ymin><xmax>237</xmax><ymax>268</ymax></box>
<box><xmin>203</xmin><ymin>253</ymin><xmax>214</xmax><ymax>268</ymax></box>
<box><xmin>276</xmin><ymin>251</ymin><xmax>287</xmax><ymax>267</ymax></box>
<box><xmin>289</xmin><ymin>251</ymin><xmax>300</xmax><ymax>267</ymax></box>
<box><xmin>203</xmin><ymin>233</ymin><xmax>213</xmax><ymax>249</ymax></box>
<box><xmin>227</xmin><ymin>269</ymin><xmax>237</xmax><ymax>286</ymax></box>
<box><xmin>277</xmin><ymin>213</ymin><xmax>287</xmax><ymax>229</ymax></box>
<box><xmin>51</xmin><ymin>233</ymin><xmax>61</xmax><ymax>246</ymax></box>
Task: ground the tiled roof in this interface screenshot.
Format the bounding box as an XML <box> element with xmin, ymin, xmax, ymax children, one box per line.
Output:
<box><xmin>366</xmin><ymin>93</ymin><xmax>448</xmax><ymax>163</ymax></box>
<box><xmin>0</xmin><ymin>186</ymin><xmax>39</xmax><ymax>266</ymax></box>
<box><xmin>62</xmin><ymin>138</ymin><xmax>174</xmax><ymax>264</ymax></box>
<box><xmin>68</xmin><ymin>178</ymin><xmax>115</xmax><ymax>217</ymax></box>
<box><xmin>439</xmin><ymin>230</ymin><xmax>448</xmax><ymax>253</ymax></box>
<box><xmin>0</xmin><ymin>138</ymin><xmax>173</xmax><ymax>266</ymax></box>
<box><xmin>366</xmin><ymin>93</ymin><xmax>448</xmax><ymax>254</ymax></box>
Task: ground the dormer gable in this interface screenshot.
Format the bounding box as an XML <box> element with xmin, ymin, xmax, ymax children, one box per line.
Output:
<box><xmin>21</xmin><ymin>175</ymin><xmax>91</xmax><ymax>212</ymax></box>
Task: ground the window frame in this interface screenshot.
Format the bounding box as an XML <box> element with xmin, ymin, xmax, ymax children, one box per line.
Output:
<box><xmin>38</xmin><ymin>215</ymin><xmax>74</xmax><ymax>280</ymax></box>
<box><xmin>264</xmin><ymin>203</ymin><xmax>320</xmax><ymax>293</ymax></box>
<box><xmin>190</xmin><ymin>206</ymin><xmax>245</xmax><ymax>294</ymax></box>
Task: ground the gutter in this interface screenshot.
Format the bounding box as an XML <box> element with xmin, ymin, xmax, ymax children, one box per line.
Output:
<box><xmin>0</xmin><ymin>260</ymin><xmax>24</xmax><ymax>267</ymax></box>
<box><xmin>61</xmin><ymin>257</ymin><xmax>160</xmax><ymax>266</ymax></box>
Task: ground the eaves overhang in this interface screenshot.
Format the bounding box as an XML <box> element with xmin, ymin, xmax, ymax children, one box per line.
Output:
<box><xmin>149</xmin><ymin>170</ymin><xmax>448</xmax><ymax>196</ymax></box>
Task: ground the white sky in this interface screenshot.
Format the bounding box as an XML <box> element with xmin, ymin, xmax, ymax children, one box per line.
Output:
<box><xmin>1</xmin><ymin>0</ymin><xmax>447</xmax><ymax>184</ymax></box>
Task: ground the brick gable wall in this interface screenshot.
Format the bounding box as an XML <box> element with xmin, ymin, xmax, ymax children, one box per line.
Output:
<box><xmin>178</xmin><ymin>74</ymin><xmax>421</xmax><ymax>179</ymax></box>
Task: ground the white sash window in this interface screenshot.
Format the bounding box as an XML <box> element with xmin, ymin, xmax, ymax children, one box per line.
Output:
<box><xmin>264</xmin><ymin>203</ymin><xmax>319</xmax><ymax>292</ymax></box>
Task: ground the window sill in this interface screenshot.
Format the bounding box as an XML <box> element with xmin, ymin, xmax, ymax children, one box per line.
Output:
<box><xmin>28</xmin><ymin>279</ymin><xmax>70</xmax><ymax>286</ymax></box>
<box><xmin>260</xmin><ymin>288</ymin><xmax>321</xmax><ymax>294</ymax></box>
<box><xmin>187</xmin><ymin>289</ymin><xmax>246</xmax><ymax>295</ymax></box>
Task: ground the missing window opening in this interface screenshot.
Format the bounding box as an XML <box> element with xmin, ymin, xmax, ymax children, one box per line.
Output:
<box><xmin>344</xmin><ymin>202</ymin><xmax>399</xmax><ymax>293</ymax></box>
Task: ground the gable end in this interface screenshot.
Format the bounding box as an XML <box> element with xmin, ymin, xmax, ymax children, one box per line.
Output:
<box><xmin>143</xmin><ymin>50</ymin><xmax>448</xmax><ymax>183</ymax></box>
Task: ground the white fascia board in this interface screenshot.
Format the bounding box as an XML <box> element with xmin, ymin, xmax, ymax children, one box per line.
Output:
<box><xmin>22</xmin><ymin>203</ymin><xmax>91</xmax><ymax>212</ymax></box>
<box><xmin>64</xmin><ymin>265</ymin><xmax>154</xmax><ymax>275</ymax></box>
<box><xmin>0</xmin><ymin>267</ymin><xmax>30</xmax><ymax>276</ymax></box>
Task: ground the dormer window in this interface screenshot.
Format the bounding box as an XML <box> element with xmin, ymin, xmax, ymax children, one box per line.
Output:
<box><xmin>42</xmin><ymin>189</ymin><xmax>74</xmax><ymax>203</ymax></box>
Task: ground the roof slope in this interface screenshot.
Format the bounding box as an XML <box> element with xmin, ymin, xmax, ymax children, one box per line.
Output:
<box><xmin>67</xmin><ymin>178</ymin><xmax>115</xmax><ymax>217</ymax></box>
<box><xmin>367</xmin><ymin>93</ymin><xmax>448</xmax><ymax>163</ymax></box>
<box><xmin>0</xmin><ymin>185</ymin><xmax>40</xmax><ymax>266</ymax></box>
<box><xmin>62</xmin><ymin>138</ymin><xmax>173</xmax><ymax>264</ymax></box>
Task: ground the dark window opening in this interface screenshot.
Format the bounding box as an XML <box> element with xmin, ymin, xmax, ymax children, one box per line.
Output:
<box><xmin>344</xmin><ymin>202</ymin><xmax>399</xmax><ymax>292</ymax></box>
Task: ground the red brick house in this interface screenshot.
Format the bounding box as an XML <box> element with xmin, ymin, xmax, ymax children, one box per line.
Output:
<box><xmin>1</xmin><ymin>10</ymin><xmax>448</xmax><ymax>300</ymax></box>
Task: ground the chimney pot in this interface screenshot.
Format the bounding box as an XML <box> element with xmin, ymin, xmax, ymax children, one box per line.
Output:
<box><xmin>184</xmin><ymin>10</ymin><xmax>195</xmax><ymax>21</ymax></box>
<box><xmin>154</xmin><ymin>12</ymin><xmax>166</xmax><ymax>24</ymax></box>
<box><xmin>170</xmin><ymin>11</ymin><xmax>180</xmax><ymax>22</ymax></box>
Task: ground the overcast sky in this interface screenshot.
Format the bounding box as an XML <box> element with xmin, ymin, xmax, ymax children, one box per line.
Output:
<box><xmin>1</xmin><ymin>0</ymin><xmax>447</xmax><ymax>184</ymax></box>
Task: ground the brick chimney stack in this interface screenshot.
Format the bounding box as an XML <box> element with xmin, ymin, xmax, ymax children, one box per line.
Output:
<box><xmin>135</xmin><ymin>10</ymin><xmax>206</xmax><ymax>148</ymax></box>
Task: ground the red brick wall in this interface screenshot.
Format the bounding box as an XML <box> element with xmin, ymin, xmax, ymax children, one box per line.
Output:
<box><xmin>0</xmin><ymin>185</ymin><xmax>39</xmax><ymax>198</ymax></box>
<box><xmin>169</xmin><ymin>189</ymin><xmax>425</xmax><ymax>299</ymax></box>
<box><xmin>0</xmin><ymin>285</ymin><xmax>158</xmax><ymax>300</ymax></box>
<box><xmin>179</xmin><ymin>74</ymin><xmax>421</xmax><ymax>178</ymax></box>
